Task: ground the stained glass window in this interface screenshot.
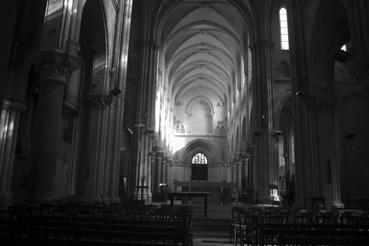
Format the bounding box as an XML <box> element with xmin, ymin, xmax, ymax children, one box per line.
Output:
<box><xmin>192</xmin><ymin>153</ymin><xmax>207</xmax><ymax>164</ymax></box>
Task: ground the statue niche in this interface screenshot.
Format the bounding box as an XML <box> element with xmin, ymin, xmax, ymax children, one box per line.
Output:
<box><xmin>174</xmin><ymin>120</ymin><xmax>185</xmax><ymax>134</ymax></box>
<box><xmin>215</xmin><ymin>120</ymin><xmax>226</xmax><ymax>135</ymax></box>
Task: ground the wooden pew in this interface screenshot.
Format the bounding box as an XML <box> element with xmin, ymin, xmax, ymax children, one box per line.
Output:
<box><xmin>259</xmin><ymin>223</ymin><xmax>369</xmax><ymax>246</ymax></box>
<box><xmin>0</xmin><ymin>209</ymin><xmax>192</xmax><ymax>246</ymax></box>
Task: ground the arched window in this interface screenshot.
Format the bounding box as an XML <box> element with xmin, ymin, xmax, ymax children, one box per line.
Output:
<box><xmin>191</xmin><ymin>152</ymin><xmax>208</xmax><ymax>181</ymax></box>
<box><xmin>192</xmin><ymin>153</ymin><xmax>207</xmax><ymax>164</ymax></box>
<box><xmin>279</xmin><ymin>7</ymin><xmax>289</xmax><ymax>50</ymax></box>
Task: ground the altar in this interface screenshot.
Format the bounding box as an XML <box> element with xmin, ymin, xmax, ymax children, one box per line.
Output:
<box><xmin>167</xmin><ymin>191</ymin><xmax>212</xmax><ymax>217</ymax></box>
<box><xmin>174</xmin><ymin>181</ymin><xmax>238</xmax><ymax>204</ymax></box>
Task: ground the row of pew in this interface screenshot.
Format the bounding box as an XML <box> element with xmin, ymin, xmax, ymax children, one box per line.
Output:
<box><xmin>231</xmin><ymin>206</ymin><xmax>369</xmax><ymax>246</ymax></box>
<box><xmin>0</xmin><ymin>200</ymin><xmax>193</xmax><ymax>246</ymax></box>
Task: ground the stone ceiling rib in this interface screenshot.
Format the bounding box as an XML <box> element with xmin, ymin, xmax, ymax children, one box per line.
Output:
<box><xmin>159</xmin><ymin>0</ymin><xmax>249</xmax><ymax>114</ymax></box>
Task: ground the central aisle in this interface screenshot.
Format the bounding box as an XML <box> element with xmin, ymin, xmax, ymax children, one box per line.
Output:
<box><xmin>190</xmin><ymin>198</ymin><xmax>234</xmax><ymax>246</ymax></box>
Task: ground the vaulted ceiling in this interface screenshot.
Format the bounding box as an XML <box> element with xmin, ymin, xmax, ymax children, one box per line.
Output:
<box><xmin>159</xmin><ymin>0</ymin><xmax>251</xmax><ymax>111</ymax></box>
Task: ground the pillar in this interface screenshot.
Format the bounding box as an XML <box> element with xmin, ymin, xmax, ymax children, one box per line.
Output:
<box><xmin>75</xmin><ymin>0</ymin><xmax>132</xmax><ymax>202</ymax></box>
<box><xmin>135</xmin><ymin>38</ymin><xmax>159</xmax><ymax>200</ymax></box>
<box><xmin>150</xmin><ymin>145</ymin><xmax>162</xmax><ymax>195</ymax></box>
<box><xmin>251</xmin><ymin>39</ymin><xmax>275</xmax><ymax>203</ymax></box>
<box><xmin>0</xmin><ymin>100</ymin><xmax>25</xmax><ymax>207</ymax></box>
<box><xmin>288</xmin><ymin>0</ymin><xmax>320</xmax><ymax>207</ymax></box>
<box><xmin>103</xmin><ymin>0</ymin><xmax>133</xmax><ymax>202</ymax></box>
<box><xmin>31</xmin><ymin>49</ymin><xmax>80</xmax><ymax>201</ymax></box>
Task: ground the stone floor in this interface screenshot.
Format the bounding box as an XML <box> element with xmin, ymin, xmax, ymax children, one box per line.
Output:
<box><xmin>192</xmin><ymin>218</ymin><xmax>233</xmax><ymax>246</ymax></box>
<box><xmin>190</xmin><ymin>198</ymin><xmax>235</xmax><ymax>246</ymax></box>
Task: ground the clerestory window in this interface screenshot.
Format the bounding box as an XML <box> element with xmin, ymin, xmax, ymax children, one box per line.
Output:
<box><xmin>279</xmin><ymin>7</ymin><xmax>289</xmax><ymax>50</ymax></box>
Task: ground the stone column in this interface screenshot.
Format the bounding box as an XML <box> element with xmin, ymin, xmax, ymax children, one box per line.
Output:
<box><xmin>79</xmin><ymin>95</ymin><xmax>111</xmax><ymax>201</ymax></box>
<box><xmin>288</xmin><ymin>0</ymin><xmax>320</xmax><ymax>207</ymax></box>
<box><xmin>135</xmin><ymin>39</ymin><xmax>159</xmax><ymax>200</ymax></box>
<box><xmin>150</xmin><ymin>145</ymin><xmax>162</xmax><ymax>195</ymax></box>
<box><xmin>31</xmin><ymin>50</ymin><xmax>80</xmax><ymax>201</ymax></box>
<box><xmin>161</xmin><ymin>155</ymin><xmax>168</xmax><ymax>185</ymax></box>
<box><xmin>102</xmin><ymin>0</ymin><xmax>133</xmax><ymax>203</ymax></box>
<box><xmin>251</xmin><ymin>32</ymin><xmax>276</xmax><ymax>203</ymax></box>
<box><xmin>0</xmin><ymin>100</ymin><xmax>25</xmax><ymax>207</ymax></box>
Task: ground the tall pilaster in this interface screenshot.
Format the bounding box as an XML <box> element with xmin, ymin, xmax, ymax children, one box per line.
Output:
<box><xmin>31</xmin><ymin>50</ymin><xmax>80</xmax><ymax>201</ymax></box>
<box><xmin>0</xmin><ymin>100</ymin><xmax>25</xmax><ymax>207</ymax></box>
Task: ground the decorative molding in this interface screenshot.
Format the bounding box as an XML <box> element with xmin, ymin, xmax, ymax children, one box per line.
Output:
<box><xmin>33</xmin><ymin>49</ymin><xmax>81</xmax><ymax>83</ymax></box>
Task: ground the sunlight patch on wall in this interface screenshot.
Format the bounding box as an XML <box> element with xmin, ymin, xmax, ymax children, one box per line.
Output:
<box><xmin>169</xmin><ymin>136</ymin><xmax>186</xmax><ymax>154</ymax></box>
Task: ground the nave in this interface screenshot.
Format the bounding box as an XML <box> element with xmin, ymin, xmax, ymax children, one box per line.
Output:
<box><xmin>1</xmin><ymin>0</ymin><xmax>369</xmax><ymax>245</ymax></box>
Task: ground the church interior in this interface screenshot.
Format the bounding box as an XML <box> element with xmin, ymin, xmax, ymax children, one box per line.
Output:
<box><xmin>1</xmin><ymin>0</ymin><xmax>369</xmax><ymax>245</ymax></box>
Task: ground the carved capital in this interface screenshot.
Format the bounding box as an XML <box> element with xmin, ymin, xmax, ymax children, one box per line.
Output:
<box><xmin>33</xmin><ymin>49</ymin><xmax>81</xmax><ymax>84</ymax></box>
<box><xmin>0</xmin><ymin>99</ymin><xmax>26</xmax><ymax>112</ymax></box>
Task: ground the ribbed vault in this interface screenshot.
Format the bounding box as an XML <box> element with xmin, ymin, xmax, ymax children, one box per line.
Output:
<box><xmin>159</xmin><ymin>0</ymin><xmax>251</xmax><ymax>129</ymax></box>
